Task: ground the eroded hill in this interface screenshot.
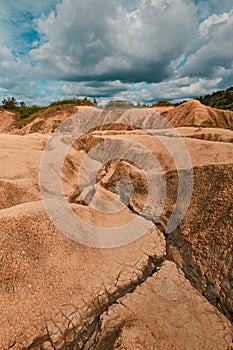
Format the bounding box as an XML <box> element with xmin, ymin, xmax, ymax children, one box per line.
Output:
<box><xmin>162</xmin><ymin>99</ymin><xmax>233</xmax><ymax>128</ymax></box>
<box><xmin>0</xmin><ymin>105</ymin><xmax>232</xmax><ymax>349</ymax></box>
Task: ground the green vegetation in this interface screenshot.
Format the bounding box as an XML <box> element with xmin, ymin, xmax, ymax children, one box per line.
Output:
<box><xmin>174</xmin><ymin>100</ymin><xmax>188</xmax><ymax>106</ymax></box>
<box><xmin>152</xmin><ymin>99</ymin><xmax>174</xmax><ymax>107</ymax></box>
<box><xmin>16</xmin><ymin>105</ymin><xmax>45</xmax><ymax>119</ymax></box>
<box><xmin>105</xmin><ymin>100</ymin><xmax>136</xmax><ymax>109</ymax></box>
<box><xmin>105</xmin><ymin>100</ymin><xmax>148</xmax><ymax>109</ymax></box>
<box><xmin>1</xmin><ymin>86</ymin><xmax>233</xmax><ymax>128</ymax></box>
<box><xmin>2</xmin><ymin>97</ymin><xmax>19</xmax><ymax>109</ymax></box>
<box><xmin>49</xmin><ymin>97</ymin><xmax>94</xmax><ymax>107</ymax></box>
<box><xmin>197</xmin><ymin>87</ymin><xmax>233</xmax><ymax>111</ymax></box>
<box><xmin>1</xmin><ymin>97</ymin><xmax>95</xmax><ymax>127</ymax></box>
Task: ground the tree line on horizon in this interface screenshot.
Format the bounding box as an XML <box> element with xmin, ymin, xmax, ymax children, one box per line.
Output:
<box><xmin>1</xmin><ymin>86</ymin><xmax>233</xmax><ymax>120</ymax></box>
<box><xmin>197</xmin><ymin>86</ymin><xmax>233</xmax><ymax>111</ymax></box>
<box><xmin>0</xmin><ymin>97</ymin><xmax>97</xmax><ymax>120</ymax></box>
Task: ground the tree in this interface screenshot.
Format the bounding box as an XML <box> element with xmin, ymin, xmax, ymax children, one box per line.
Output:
<box><xmin>2</xmin><ymin>97</ymin><xmax>18</xmax><ymax>110</ymax></box>
<box><xmin>93</xmin><ymin>98</ymin><xmax>98</xmax><ymax>106</ymax></box>
<box><xmin>20</xmin><ymin>101</ymin><xmax>26</xmax><ymax>107</ymax></box>
<box><xmin>153</xmin><ymin>99</ymin><xmax>173</xmax><ymax>106</ymax></box>
<box><xmin>105</xmin><ymin>100</ymin><xmax>135</xmax><ymax>109</ymax></box>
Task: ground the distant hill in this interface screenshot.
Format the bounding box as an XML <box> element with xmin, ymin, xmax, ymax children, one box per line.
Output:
<box><xmin>162</xmin><ymin>100</ymin><xmax>233</xmax><ymax>129</ymax></box>
<box><xmin>151</xmin><ymin>99</ymin><xmax>174</xmax><ymax>107</ymax></box>
<box><xmin>105</xmin><ymin>100</ymin><xmax>148</xmax><ymax>109</ymax></box>
<box><xmin>0</xmin><ymin>104</ymin><xmax>97</xmax><ymax>134</ymax></box>
<box><xmin>197</xmin><ymin>87</ymin><xmax>233</xmax><ymax>111</ymax></box>
<box><xmin>1</xmin><ymin>95</ymin><xmax>233</xmax><ymax>134</ymax></box>
<box><xmin>0</xmin><ymin>97</ymin><xmax>95</xmax><ymax>122</ymax></box>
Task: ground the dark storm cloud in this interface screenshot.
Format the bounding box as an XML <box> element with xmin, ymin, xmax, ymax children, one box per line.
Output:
<box><xmin>0</xmin><ymin>0</ymin><xmax>233</xmax><ymax>104</ymax></box>
<box><xmin>31</xmin><ymin>0</ymin><xmax>197</xmax><ymax>84</ymax></box>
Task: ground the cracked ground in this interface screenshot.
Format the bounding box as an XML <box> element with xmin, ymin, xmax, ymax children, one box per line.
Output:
<box><xmin>0</xmin><ymin>107</ymin><xmax>233</xmax><ymax>349</ymax></box>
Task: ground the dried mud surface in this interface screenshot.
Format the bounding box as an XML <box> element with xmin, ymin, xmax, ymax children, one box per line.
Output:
<box><xmin>0</xmin><ymin>104</ymin><xmax>233</xmax><ymax>349</ymax></box>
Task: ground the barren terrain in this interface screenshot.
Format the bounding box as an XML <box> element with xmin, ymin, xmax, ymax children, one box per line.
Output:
<box><xmin>0</xmin><ymin>101</ymin><xmax>232</xmax><ymax>349</ymax></box>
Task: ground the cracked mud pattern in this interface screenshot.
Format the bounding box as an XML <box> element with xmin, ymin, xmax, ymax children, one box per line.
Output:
<box><xmin>0</xmin><ymin>106</ymin><xmax>233</xmax><ymax>349</ymax></box>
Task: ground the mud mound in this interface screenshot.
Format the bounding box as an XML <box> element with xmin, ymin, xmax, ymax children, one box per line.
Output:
<box><xmin>15</xmin><ymin>105</ymin><xmax>94</xmax><ymax>135</ymax></box>
<box><xmin>71</xmin><ymin>128</ymin><xmax>233</xmax><ymax>173</ymax></box>
<box><xmin>0</xmin><ymin>134</ymin><xmax>47</xmax><ymax>208</ymax></box>
<box><xmin>151</xmin><ymin>105</ymin><xmax>175</xmax><ymax>113</ymax></box>
<box><xmin>165</xmin><ymin>164</ymin><xmax>233</xmax><ymax>322</ymax></box>
<box><xmin>67</xmin><ymin>102</ymin><xmax>233</xmax><ymax>132</ymax></box>
<box><xmin>0</xmin><ymin>202</ymin><xmax>167</xmax><ymax>349</ymax></box>
<box><xmin>177</xmin><ymin>126</ymin><xmax>233</xmax><ymax>143</ymax></box>
<box><xmin>64</xmin><ymin>128</ymin><xmax>233</xmax><ymax>324</ymax></box>
<box><xmin>0</xmin><ymin>203</ymin><xmax>232</xmax><ymax>349</ymax></box>
<box><xmin>1</xmin><ymin>106</ymin><xmax>233</xmax><ymax>348</ymax></box>
<box><xmin>164</xmin><ymin>100</ymin><xmax>233</xmax><ymax>128</ymax></box>
<box><xmin>90</xmin><ymin>262</ymin><xmax>232</xmax><ymax>350</ymax></box>
<box><xmin>0</xmin><ymin>106</ymin><xmax>97</xmax><ymax>135</ymax></box>
<box><xmin>2</xmin><ymin>102</ymin><xmax>233</xmax><ymax>137</ymax></box>
<box><xmin>0</xmin><ymin>109</ymin><xmax>15</xmax><ymax>133</ymax></box>
<box><xmin>0</xmin><ymin>179</ymin><xmax>40</xmax><ymax>209</ymax></box>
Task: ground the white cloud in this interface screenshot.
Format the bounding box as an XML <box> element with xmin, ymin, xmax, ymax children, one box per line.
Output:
<box><xmin>31</xmin><ymin>0</ymin><xmax>197</xmax><ymax>83</ymax></box>
<box><xmin>113</xmin><ymin>76</ymin><xmax>223</xmax><ymax>104</ymax></box>
<box><xmin>0</xmin><ymin>0</ymin><xmax>233</xmax><ymax>105</ymax></box>
<box><xmin>199</xmin><ymin>11</ymin><xmax>232</xmax><ymax>37</ymax></box>
<box><xmin>181</xmin><ymin>8</ymin><xmax>233</xmax><ymax>79</ymax></box>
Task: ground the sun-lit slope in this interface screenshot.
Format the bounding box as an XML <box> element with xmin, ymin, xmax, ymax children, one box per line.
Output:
<box><xmin>0</xmin><ymin>105</ymin><xmax>97</xmax><ymax>135</ymax></box>
<box><xmin>0</xmin><ymin>134</ymin><xmax>48</xmax><ymax>209</ymax></box>
<box><xmin>15</xmin><ymin>105</ymin><xmax>96</xmax><ymax>135</ymax></box>
<box><xmin>0</xmin><ymin>106</ymin><xmax>233</xmax><ymax>349</ymax></box>
<box><xmin>163</xmin><ymin>100</ymin><xmax>233</xmax><ymax>128</ymax></box>
<box><xmin>1</xmin><ymin>101</ymin><xmax>233</xmax><ymax>137</ymax></box>
<box><xmin>0</xmin><ymin>109</ymin><xmax>15</xmax><ymax>133</ymax></box>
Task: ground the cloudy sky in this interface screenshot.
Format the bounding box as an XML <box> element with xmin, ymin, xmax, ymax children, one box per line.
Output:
<box><xmin>0</xmin><ymin>0</ymin><xmax>232</xmax><ymax>105</ymax></box>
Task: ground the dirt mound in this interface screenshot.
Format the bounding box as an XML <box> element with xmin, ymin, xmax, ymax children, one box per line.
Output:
<box><xmin>176</xmin><ymin>126</ymin><xmax>233</xmax><ymax>143</ymax></box>
<box><xmin>1</xmin><ymin>102</ymin><xmax>233</xmax><ymax>137</ymax></box>
<box><xmin>1</xmin><ymin>106</ymin><xmax>233</xmax><ymax>348</ymax></box>
<box><xmin>163</xmin><ymin>100</ymin><xmax>233</xmax><ymax>128</ymax></box>
<box><xmin>0</xmin><ymin>202</ymin><xmax>232</xmax><ymax>349</ymax></box>
<box><xmin>151</xmin><ymin>105</ymin><xmax>175</xmax><ymax>113</ymax></box>
<box><xmin>0</xmin><ymin>202</ymin><xmax>167</xmax><ymax>349</ymax></box>
<box><xmin>15</xmin><ymin>105</ymin><xmax>95</xmax><ymax>135</ymax></box>
<box><xmin>91</xmin><ymin>261</ymin><xmax>232</xmax><ymax>350</ymax></box>
<box><xmin>165</xmin><ymin>164</ymin><xmax>233</xmax><ymax>322</ymax></box>
<box><xmin>0</xmin><ymin>106</ymin><xmax>97</xmax><ymax>135</ymax></box>
<box><xmin>0</xmin><ymin>134</ymin><xmax>47</xmax><ymax>209</ymax></box>
<box><xmin>0</xmin><ymin>109</ymin><xmax>15</xmax><ymax>133</ymax></box>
